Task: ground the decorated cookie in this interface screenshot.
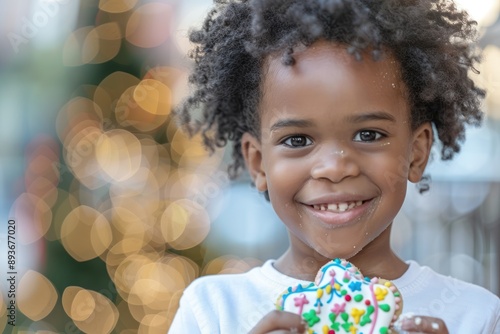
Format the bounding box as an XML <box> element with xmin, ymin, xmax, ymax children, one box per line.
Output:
<box><xmin>276</xmin><ymin>258</ymin><xmax>402</xmax><ymax>334</ymax></box>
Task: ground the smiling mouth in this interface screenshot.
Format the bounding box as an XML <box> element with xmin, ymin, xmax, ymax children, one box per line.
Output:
<box><xmin>310</xmin><ymin>200</ymin><xmax>365</xmax><ymax>213</ymax></box>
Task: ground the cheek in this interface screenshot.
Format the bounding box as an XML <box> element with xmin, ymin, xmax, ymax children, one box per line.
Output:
<box><xmin>266</xmin><ymin>156</ymin><xmax>310</xmax><ymax>213</ymax></box>
<box><xmin>266</xmin><ymin>154</ymin><xmax>305</xmax><ymax>190</ymax></box>
<box><xmin>367</xmin><ymin>145</ymin><xmax>412</xmax><ymax>183</ymax></box>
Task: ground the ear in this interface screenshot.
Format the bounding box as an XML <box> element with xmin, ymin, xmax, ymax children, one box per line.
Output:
<box><xmin>408</xmin><ymin>122</ymin><xmax>433</xmax><ymax>183</ymax></box>
<box><xmin>241</xmin><ymin>132</ymin><xmax>267</xmax><ymax>192</ymax></box>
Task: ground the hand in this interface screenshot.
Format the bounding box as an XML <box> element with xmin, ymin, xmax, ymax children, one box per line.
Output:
<box><xmin>248</xmin><ymin>310</ymin><xmax>308</xmax><ymax>334</ymax></box>
<box><xmin>394</xmin><ymin>313</ymin><xmax>449</xmax><ymax>334</ymax></box>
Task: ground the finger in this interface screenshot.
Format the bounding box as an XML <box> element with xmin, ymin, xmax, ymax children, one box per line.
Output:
<box><xmin>397</xmin><ymin>315</ymin><xmax>448</xmax><ymax>334</ymax></box>
<box><xmin>248</xmin><ymin>310</ymin><xmax>307</xmax><ymax>334</ymax></box>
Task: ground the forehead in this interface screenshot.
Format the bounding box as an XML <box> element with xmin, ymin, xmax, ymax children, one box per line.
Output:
<box><xmin>259</xmin><ymin>41</ymin><xmax>408</xmax><ymax>121</ymax></box>
<box><xmin>263</xmin><ymin>41</ymin><xmax>403</xmax><ymax>87</ymax></box>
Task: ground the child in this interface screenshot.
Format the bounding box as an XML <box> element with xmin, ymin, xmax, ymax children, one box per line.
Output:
<box><xmin>169</xmin><ymin>0</ymin><xmax>500</xmax><ymax>333</ymax></box>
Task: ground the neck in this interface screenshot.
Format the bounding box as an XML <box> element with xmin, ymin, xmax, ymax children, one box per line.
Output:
<box><xmin>274</xmin><ymin>226</ymin><xmax>408</xmax><ymax>281</ymax></box>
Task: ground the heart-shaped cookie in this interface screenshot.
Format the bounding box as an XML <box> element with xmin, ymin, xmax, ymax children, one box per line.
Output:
<box><xmin>276</xmin><ymin>258</ymin><xmax>402</xmax><ymax>334</ymax></box>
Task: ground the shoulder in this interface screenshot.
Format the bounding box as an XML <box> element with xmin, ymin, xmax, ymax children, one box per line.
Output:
<box><xmin>172</xmin><ymin>261</ymin><xmax>287</xmax><ymax>333</ymax></box>
<box><xmin>400</xmin><ymin>260</ymin><xmax>499</xmax><ymax>304</ymax></box>
<box><xmin>419</xmin><ymin>263</ymin><xmax>498</xmax><ymax>303</ymax></box>
<box><xmin>183</xmin><ymin>265</ymin><xmax>264</xmax><ymax>297</ymax></box>
<box><xmin>179</xmin><ymin>261</ymin><xmax>277</xmax><ymax>312</ymax></box>
<box><xmin>397</xmin><ymin>261</ymin><xmax>500</xmax><ymax>333</ymax></box>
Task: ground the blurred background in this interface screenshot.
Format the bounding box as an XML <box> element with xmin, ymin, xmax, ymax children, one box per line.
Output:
<box><xmin>0</xmin><ymin>0</ymin><xmax>499</xmax><ymax>333</ymax></box>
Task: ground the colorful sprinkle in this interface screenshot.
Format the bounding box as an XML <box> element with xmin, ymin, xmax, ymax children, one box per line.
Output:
<box><xmin>341</xmin><ymin>321</ymin><xmax>354</xmax><ymax>332</ymax></box>
<box><xmin>360</xmin><ymin>314</ymin><xmax>372</xmax><ymax>326</ymax></box>
<box><xmin>351</xmin><ymin>307</ymin><xmax>365</xmax><ymax>324</ymax></box>
<box><xmin>331</xmin><ymin>302</ymin><xmax>345</xmax><ymax>315</ymax></box>
<box><xmin>294</xmin><ymin>293</ymin><xmax>309</xmax><ymax>315</ymax></box>
<box><xmin>303</xmin><ymin>309</ymin><xmax>320</xmax><ymax>327</ymax></box>
<box><xmin>374</xmin><ymin>287</ymin><xmax>388</xmax><ymax>301</ymax></box>
<box><xmin>331</xmin><ymin>321</ymin><xmax>341</xmax><ymax>331</ymax></box>
<box><xmin>349</xmin><ymin>281</ymin><xmax>362</xmax><ymax>292</ymax></box>
<box><xmin>379</xmin><ymin>304</ymin><xmax>391</xmax><ymax>312</ymax></box>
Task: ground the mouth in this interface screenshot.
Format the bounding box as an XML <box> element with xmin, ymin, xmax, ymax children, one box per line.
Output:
<box><xmin>310</xmin><ymin>200</ymin><xmax>365</xmax><ymax>213</ymax></box>
<box><xmin>301</xmin><ymin>198</ymin><xmax>374</xmax><ymax>227</ymax></box>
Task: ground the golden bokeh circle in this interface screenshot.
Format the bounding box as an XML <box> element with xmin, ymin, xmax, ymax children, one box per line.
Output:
<box><xmin>95</xmin><ymin>129</ymin><xmax>143</xmax><ymax>182</ymax></box>
<box><xmin>125</xmin><ymin>2</ymin><xmax>173</xmax><ymax>48</ymax></box>
<box><xmin>99</xmin><ymin>0</ymin><xmax>138</xmax><ymax>13</ymax></box>
<box><xmin>17</xmin><ymin>270</ymin><xmax>58</xmax><ymax>321</ymax></box>
<box><xmin>61</xmin><ymin>206</ymin><xmax>113</xmax><ymax>261</ymax></box>
<box><xmin>9</xmin><ymin>193</ymin><xmax>52</xmax><ymax>244</ymax></box>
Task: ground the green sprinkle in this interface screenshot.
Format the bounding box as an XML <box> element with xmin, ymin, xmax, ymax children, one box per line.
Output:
<box><xmin>366</xmin><ymin>305</ymin><xmax>375</xmax><ymax>315</ymax></box>
<box><xmin>341</xmin><ymin>312</ymin><xmax>349</xmax><ymax>322</ymax></box>
<box><xmin>331</xmin><ymin>322</ymin><xmax>340</xmax><ymax>331</ymax></box>
<box><xmin>380</xmin><ymin>327</ymin><xmax>389</xmax><ymax>334</ymax></box>
<box><xmin>341</xmin><ymin>289</ymin><xmax>347</xmax><ymax>296</ymax></box>
<box><xmin>360</xmin><ymin>314</ymin><xmax>372</xmax><ymax>326</ymax></box>
<box><xmin>303</xmin><ymin>309</ymin><xmax>320</xmax><ymax>327</ymax></box>
<box><xmin>354</xmin><ymin>294</ymin><xmax>363</xmax><ymax>302</ymax></box>
<box><xmin>341</xmin><ymin>322</ymin><xmax>353</xmax><ymax>331</ymax></box>
<box><xmin>379</xmin><ymin>304</ymin><xmax>391</xmax><ymax>312</ymax></box>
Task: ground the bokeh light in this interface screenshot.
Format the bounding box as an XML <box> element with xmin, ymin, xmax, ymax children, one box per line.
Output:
<box><xmin>160</xmin><ymin>199</ymin><xmax>211</xmax><ymax>250</ymax></box>
<box><xmin>125</xmin><ymin>2</ymin><xmax>173</xmax><ymax>48</ymax></box>
<box><xmin>95</xmin><ymin>129</ymin><xmax>142</xmax><ymax>182</ymax></box>
<box><xmin>99</xmin><ymin>0</ymin><xmax>139</xmax><ymax>14</ymax></box>
<box><xmin>17</xmin><ymin>270</ymin><xmax>58</xmax><ymax>321</ymax></box>
<box><xmin>9</xmin><ymin>193</ymin><xmax>52</xmax><ymax>244</ymax></box>
<box><xmin>479</xmin><ymin>45</ymin><xmax>500</xmax><ymax>119</ymax></box>
<box><xmin>60</xmin><ymin>206</ymin><xmax>113</xmax><ymax>262</ymax></box>
<box><xmin>62</xmin><ymin>287</ymin><xmax>119</xmax><ymax>334</ymax></box>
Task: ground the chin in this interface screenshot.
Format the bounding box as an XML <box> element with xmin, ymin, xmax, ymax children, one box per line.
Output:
<box><xmin>312</xmin><ymin>245</ymin><xmax>364</xmax><ymax>262</ymax></box>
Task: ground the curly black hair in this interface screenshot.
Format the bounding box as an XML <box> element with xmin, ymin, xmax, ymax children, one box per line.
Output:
<box><xmin>177</xmin><ymin>0</ymin><xmax>485</xmax><ymax>179</ymax></box>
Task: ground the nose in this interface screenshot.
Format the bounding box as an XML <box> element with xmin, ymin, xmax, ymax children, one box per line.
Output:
<box><xmin>310</xmin><ymin>147</ymin><xmax>360</xmax><ymax>183</ymax></box>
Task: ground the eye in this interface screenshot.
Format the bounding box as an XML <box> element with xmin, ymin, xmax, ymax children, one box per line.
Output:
<box><xmin>353</xmin><ymin>130</ymin><xmax>384</xmax><ymax>142</ymax></box>
<box><xmin>282</xmin><ymin>135</ymin><xmax>313</xmax><ymax>147</ymax></box>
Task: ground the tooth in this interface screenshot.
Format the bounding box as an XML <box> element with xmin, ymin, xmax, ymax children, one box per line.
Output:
<box><xmin>327</xmin><ymin>204</ymin><xmax>338</xmax><ymax>211</ymax></box>
<box><xmin>348</xmin><ymin>202</ymin><xmax>355</xmax><ymax>209</ymax></box>
<box><xmin>338</xmin><ymin>203</ymin><xmax>348</xmax><ymax>212</ymax></box>
<box><xmin>356</xmin><ymin>201</ymin><xmax>362</xmax><ymax>206</ymax></box>
<box><xmin>322</xmin><ymin>204</ymin><xmax>328</xmax><ymax>211</ymax></box>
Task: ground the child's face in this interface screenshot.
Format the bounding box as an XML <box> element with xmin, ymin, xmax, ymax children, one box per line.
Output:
<box><xmin>243</xmin><ymin>41</ymin><xmax>432</xmax><ymax>261</ymax></box>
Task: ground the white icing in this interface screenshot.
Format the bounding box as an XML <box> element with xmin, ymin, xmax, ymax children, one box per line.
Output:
<box><xmin>278</xmin><ymin>259</ymin><xmax>400</xmax><ymax>334</ymax></box>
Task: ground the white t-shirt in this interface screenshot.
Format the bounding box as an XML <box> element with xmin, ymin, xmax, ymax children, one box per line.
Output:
<box><xmin>169</xmin><ymin>260</ymin><xmax>500</xmax><ymax>333</ymax></box>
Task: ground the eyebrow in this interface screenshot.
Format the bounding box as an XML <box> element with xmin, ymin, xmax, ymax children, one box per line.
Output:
<box><xmin>346</xmin><ymin>111</ymin><xmax>397</xmax><ymax>123</ymax></box>
<box><xmin>270</xmin><ymin>119</ymin><xmax>314</xmax><ymax>132</ymax></box>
